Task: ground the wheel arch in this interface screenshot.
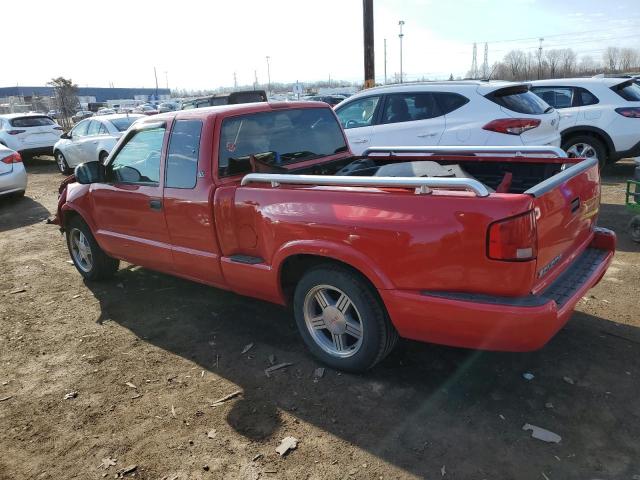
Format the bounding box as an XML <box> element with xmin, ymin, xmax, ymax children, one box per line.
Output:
<box><xmin>561</xmin><ymin>126</ymin><xmax>615</xmax><ymax>159</ymax></box>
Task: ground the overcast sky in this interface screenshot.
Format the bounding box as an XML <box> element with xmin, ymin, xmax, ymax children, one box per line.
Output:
<box><xmin>2</xmin><ymin>0</ymin><xmax>639</xmax><ymax>90</ymax></box>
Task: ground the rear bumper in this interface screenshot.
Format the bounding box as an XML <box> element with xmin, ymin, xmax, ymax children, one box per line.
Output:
<box><xmin>381</xmin><ymin>228</ymin><xmax>615</xmax><ymax>352</ymax></box>
<box><xmin>611</xmin><ymin>139</ymin><xmax>640</xmax><ymax>162</ymax></box>
<box><xmin>0</xmin><ymin>163</ymin><xmax>27</xmax><ymax>195</ymax></box>
<box><xmin>19</xmin><ymin>146</ymin><xmax>54</xmax><ymax>157</ymax></box>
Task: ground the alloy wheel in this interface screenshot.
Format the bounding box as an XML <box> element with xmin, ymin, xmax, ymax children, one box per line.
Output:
<box><xmin>566</xmin><ymin>143</ymin><xmax>598</xmax><ymax>162</ymax></box>
<box><xmin>70</xmin><ymin>228</ymin><xmax>93</xmax><ymax>272</ymax></box>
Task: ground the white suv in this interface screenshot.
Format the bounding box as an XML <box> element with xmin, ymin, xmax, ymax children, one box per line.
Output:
<box><xmin>530</xmin><ymin>77</ymin><xmax>640</xmax><ymax>166</ymax></box>
<box><xmin>333</xmin><ymin>81</ymin><xmax>560</xmax><ymax>156</ymax></box>
<box><xmin>0</xmin><ymin>113</ymin><xmax>63</xmax><ymax>157</ymax></box>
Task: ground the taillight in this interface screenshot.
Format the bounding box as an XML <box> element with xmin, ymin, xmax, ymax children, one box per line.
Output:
<box><xmin>1</xmin><ymin>152</ymin><xmax>22</xmax><ymax>164</ymax></box>
<box><xmin>482</xmin><ymin>118</ymin><xmax>541</xmax><ymax>135</ymax></box>
<box><xmin>487</xmin><ymin>210</ymin><xmax>537</xmax><ymax>261</ymax></box>
<box><xmin>615</xmin><ymin>107</ymin><xmax>640</xmax><ymax>118</ymax></box>
<box><xmin>6</xmin><ymin>129</ymin><xmax>26</xmax><ymax>135</ymax></box>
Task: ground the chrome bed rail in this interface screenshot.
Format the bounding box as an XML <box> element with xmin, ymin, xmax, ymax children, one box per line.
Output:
<box><xmin>362</xmin><ymin>145</ymin><xmax>568</xmax><ymax>158</ymax></box>
<box><xmin>240</xmin><ymin>173</ymin><xmax>491</xmax><ymax>197</ymax></box>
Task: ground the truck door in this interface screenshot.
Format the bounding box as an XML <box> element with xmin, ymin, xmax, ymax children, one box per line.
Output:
<box><xmin>161</xmin><ymin>118</ymin><xmax>225</xmax><ymax>286</ymax></box>
<box><xmin>90</xmin><ymin>122</ymin><xmax>174</xmax><ymax>271</ymax></box>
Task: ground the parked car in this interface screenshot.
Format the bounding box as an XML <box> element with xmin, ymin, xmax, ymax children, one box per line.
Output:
<box><xmin>181</xmin><ymin>90</ymin><xmax>268</xmax><ymax>110</ymax></box>
<box><xmin>530</xmin><ymin>78</ymin><xmax>640</xmax><ymax>166</ymax></box>
<box><xmin>334</xmin><ymin>81</ymin><xmax>560</xmax><ymax>155</ymax></box>
<box><xmin>47</xmin><ymin>109</ymin><xmax>61</xmax><ymax>119</ymax></box>
<box><xmin>53</xmin><ymin>114</ymin><xmax>144</xmax><ymax>173</ymax></box>
<box><xmin>72</xmin><ymin>110</ymin><xmax>94</xmax><ymax>123</ymax></box>
<box><xmin>158</xmin><ymin>102</ymin><xmax>178</xmax><ymax>113</ymax></box>
<box><xmin>96</xmin><ymin>108</ymin><xmax>117</xmax><ymax>116</ymax></box>
<box><xmin>0</xmin><ymin>144</ymin><xmax>27</xmax><ymax>197</ymax></box>
<box><xmin>133</xmin><ymin>104</ymin><xmax>159</xmax><ymax>115</ymax></box>
<box><xmin>0</xmin><ymin>113</ymin><xmax>64</xmax><ymax>157</ymax></box>
<box><xmin>51</xmin><ymin>102</ymin><xmax>614</xmax><ymax>372</ymax></box>
<box><xmin>305</xmin><ymin>95</ymin><xmax>347</xmax><ymax>106</ymax></box>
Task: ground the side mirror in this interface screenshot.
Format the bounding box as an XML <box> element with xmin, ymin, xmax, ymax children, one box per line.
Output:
<box><xmin>60</xmin><ymin>131</ymin><xmax>70</xmax><ymax>139</ymax></box>
<box><xmin>74</xmin><ymin>161</ymin><xmax>104</xmax><ymax>184</ymax></box>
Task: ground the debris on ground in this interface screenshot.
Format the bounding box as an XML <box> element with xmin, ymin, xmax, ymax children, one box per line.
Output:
<box><xmin>72</xmin><ymin>294</ymin><xmax>81</xmax><ymax>299</ymax></box>
<box><xmin>116</xmin><ymin>283</ymin><xmax>124</xmax><ymax>289</ymax></box>
<box><xmin>275</xmin><ymin>436</ymin><xmax>298</xmax><ymax>456</ymax></box>
<box><xmin>125</xmin><ymin>382</ymin><xmax>137</xmax><ymax>389</ymax></box>
<box><xmin>116</xmin><ymin>464</ymin><xmax>137</xmax><ymax>477</ymax></box>
<box><xmin>210</xmin><ymin>389</ymin><xmax>243</xmax><ymax>407</ymax></box>
<box><xmin>9</xmin><ymin>288</ymin><xmax>26</xmax><ymax>294</ymax></box>
<box><xmin>171</xmin><ymin>405</ymin><xmax>177</xmax><ymax>418</ymax></box>
<box><xmin>545</xmin><ymin>402</ymin><xmax>554</xmax><ymax>409</ymax></box>
<box><xmin>523</xmin><ymin>372</ymin><xmax>535</xmax><ymax>381</ymax></box>
<box><xmin>99</xmin><ymin>457</ymin><xmax>116</xmax><ymax>469</ymax></box>
<box><xmin>206</xmin><ymin>429</ymin><xmax>217</xmax><ymax>439</ymax></box>
<box><xmin>541</xmin><ymin>472</ymin><xmax>550</xmax><ymax>480</ymax></box>
<box><xmin>499</xmin><ymin>414</ymin><xmax>506</xmax><ymax>420</ymax></box>
<box><xmin>252</xmin><ymin>454</ymin><xmax>263</xmax><ymax>462</ymax></box>
<box><xmin>441</xmin><ymin>465</ymin><xmax>446</xmax><ymax>477</ymax></box>
<box><xmin>563</xmin><ymin>376</ymin><xmax>575</xmax><ymax>385</ymax></box>
<box><xmin>203</xmin><ymin>464</ymin><xmax>209</xmax><ymax>471</ymax></box>
<box><xmin>0</xmin><ymin>395</ymin><xmax>13</xmax><ymax>402</ymax></box>
<box><xmin>241</xmin><ymin>343</ymin><xmax>254</xmax><ymax>354</ymax></box>
<box><xmin>313</xmin><ymin>367</ymin><xmax>325</xmax><ymax>382</ymax></box>
<box><xmin>268</xmin><ymin>354</ymin><xmax>276</xmax><ymax>365</ymax></box>
<box><xmin>64</xmin><ymin>391</ymin><xmax>77</xmax><ymax>400</ymax></box>
<box><xmin>65</xmin><ymin>260</ymin><xmax>74</xmax><ymax>264</ymax></box>
<box><xmin>265</xmin><ymin>363</ymin><xmax>294</xmax><ymax>378</ymax></box>
<box><xmin>522</xmin><ymin>423</ymin><xmax>562</xmax><ymax>443</ymax></box>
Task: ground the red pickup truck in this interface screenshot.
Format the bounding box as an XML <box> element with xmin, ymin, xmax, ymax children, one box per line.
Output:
<box><xmin>52</xmin><ymin>101</ymin><xmax>615</xmax><ymax>372</ymax></box>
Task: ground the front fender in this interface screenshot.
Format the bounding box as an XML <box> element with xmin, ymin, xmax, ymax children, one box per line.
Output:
<box><xmin>272</xmin><ymin>239</ymin><xmax>396</xmax><ymax>291</ymax></box>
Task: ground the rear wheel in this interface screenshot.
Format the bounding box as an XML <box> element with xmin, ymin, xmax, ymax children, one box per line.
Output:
<box><xmin>562</xmin><ymin>135</ymin><xmax>607</xmax><ymax>168</ymax></box>
<box><xmin>66</xmin><ymin>216</ymin><xmax>119</xmax><ymax>280</ymax></box>
<box><xmin>293</xmin><ymin>265</ymin><xmax>398</xmax><ymax>372</ymax></box>
<box><xmin>629</xmin><ymin>215</ymin><xmax>640</xmax><ymax>243</ymax></box>
<box><xmin>55</xmin><ymin>151</ymin><xmax>71</xmax><ymax>174</ymax></box>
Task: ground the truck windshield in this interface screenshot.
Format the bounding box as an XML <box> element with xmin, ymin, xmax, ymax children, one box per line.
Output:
<box><xmin>218</xmin><ymin>107</ymin><xmax>348</xmax><ymax>177</ymax></box>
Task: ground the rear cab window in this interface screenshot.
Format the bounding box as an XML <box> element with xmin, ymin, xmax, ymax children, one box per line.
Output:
<box><xmin>487</xmin><ymin>85</ymin><xmax>551</xmax><ymax>114</ymax></box>
<box><xmin>10</xmin><ymin>116</ymin><xmax>55</xmax><ymax>127</ymax></box>
<box><xmin>611</xmin><ymin>80</ymin><xmax>640</xmax><ymax>101</ymax></box>
<box><xmin>218</xmin><ymin>107</ymin><xmax>347</xmax><ymax>178</ymax></box>
<box><xmin>165</xmin><ymin>120</ymin><xmax>203</xmax><ymax>189</ymax></box>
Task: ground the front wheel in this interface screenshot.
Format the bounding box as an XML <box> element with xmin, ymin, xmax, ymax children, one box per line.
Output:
<box><xmin>293</xmin><ymin>265</ymin><xmax>398</xmax><ymax>372</ymax></box>
<box><xmin>55</xmin><ymin>151</ymin><xmax>71</xmax><ymax>174</ymax></box>
<box><xmin>66</xmin><ymin>216</ymin><xmax>119</xmax><ymax>280</ymax></box>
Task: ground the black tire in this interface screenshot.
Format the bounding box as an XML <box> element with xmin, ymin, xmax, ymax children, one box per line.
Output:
<box><xmin>629</xmin><ymin>215</ymin><xmax>640</xmax><ymax>243</ymax></box>
<box><xmin>66</xmin><ymin>216</ymin><xmax>119</xmax><ymax>280</ymax></box>
<box><xmin>293</xmin><ymin>264</ymin><xmax>398</xmax><ymax>372</ymax></box>
<box><xmin>562</xmin><ymin>134</ymin><xmax>607</xmax><ymax>169</ymax></box>
<box><xmin>55</xmin><ymin>150</ymin><xmax>71</xmax><ymax>174</ymax></box>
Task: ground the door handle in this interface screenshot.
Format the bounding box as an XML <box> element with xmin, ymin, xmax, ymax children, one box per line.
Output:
<box><xmin>352</xmin><ymin>138</ymin><xmax>369</xmax><ymax>144</ymax></box>
<box><xmin>417</xmin><ymin>132</ymin><xmax>438</xmax><ymax>138</ymax></box>
<box><xmin>149</xmin><ymin>199</ymin><xmax>162</xmax><ymax>211</ymax></box>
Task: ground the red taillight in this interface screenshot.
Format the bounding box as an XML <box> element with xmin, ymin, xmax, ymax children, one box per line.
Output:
<box><xmin>6</xmin><ymin>129</ymin><xmax>26</xmax><ymax>135</ymax></box>
<box><xmin>487</xmin><ymin>211</ymin><xmax>537</xmax><ymax>261</ymax></box>
<box><xmin>1</xmin><ymin>152</ymin><xmax>22</xmax><ymax>164</ymax></box>
<box><xmin>482</xmin><ymin>118</ymin><xmax>541</xmax><ymax>135</ymax></box>
<box><xmin>615</xmin><ymin>107</ymin><xmax>640</xmax><ymax>118</ymax></box>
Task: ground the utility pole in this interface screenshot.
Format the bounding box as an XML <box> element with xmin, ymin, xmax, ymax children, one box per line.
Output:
<box><xmin>537</xmin><ymin>37</ymin><xmax>544</xmax><ymax>79</ymax></box>
<box><xmin>482</xmin><ymin>43</ymin><xmax>489</xmax><ymax>78</ymax></box>
<box><xmin>471</xmin><ymin>43</ymin><xmax>478</xmax><ymax>79</ymax></box>
<box><xmin>254</xmin><ymin>70</ymin><xmax>258</xmax><ymax>90</ymax></box>
<box><xmin>265</xmin><ymin>56</ymin><xmax>271</xmax><ymax>95</ymax></box>
<box><xmin>164</xmin><ymin>71</ymin><xmax>169</xmax><ymax>90</ymax></box>
<box><xmin>233</xmin><ymin>72</ymin><xmax>238</xmax><ymax>89</ymax></box>
<box><xmin>384</xmin><ymin>38</ymin><xmax>387</xmax><ymax>84</ymax></box>
<box><xmin>363</xmin><ymin>0</ymin><xmax>375</xmax><ymax>89</ymax></box>
<box><xmin>398</xmin><ymin>20</ymin><xmax>405</xmax><ymax>83</ymax></box>
<box><xmin>153</xmin><ymin>66</ymin><xmax>159</xmax><ymax>99</ymax></box>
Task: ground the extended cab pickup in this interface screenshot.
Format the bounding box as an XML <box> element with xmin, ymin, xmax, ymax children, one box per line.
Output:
<box><xmin>52</xmin><ymin>101</ymin><xmax>615</xmax><ymax>371</ymax></box>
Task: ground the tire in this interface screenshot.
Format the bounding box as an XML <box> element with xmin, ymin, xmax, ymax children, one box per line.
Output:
<box><xmin>562</xmin><ymin>135</ymin><xmax>607</xmax><ymax>169</ymax></box>
<box><xmin>66</xmin><ymin>216</ymin><xmax>119</xmax><ymax>280</ymax></box>
<box><xmin>629</xmin><ymin>215</ymin><xmax>640</xmax><ymax>243</ymax></box>
<box><xmin>55</xmin><ymin>150</ymin><xmax>71</xmax><ymax>174</ymax></box>
<box><xmin>293</xmin><ymin>265</ymin><xmax>398</xmax><ymax>372</ymax></box>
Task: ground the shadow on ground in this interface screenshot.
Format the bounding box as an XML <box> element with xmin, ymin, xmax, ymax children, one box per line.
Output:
<box><xmin>0</xmin><ymin>195</ymin><xmax>50</xmax><ymax>232</ymax></box>
<box><xmin>84</xmin><ymin>266</ymin><xmax>640</xmax><ymax>479</ymax></box>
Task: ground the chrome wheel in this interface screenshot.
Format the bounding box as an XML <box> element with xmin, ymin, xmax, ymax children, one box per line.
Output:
<box><xmin>56</xmin><ymin>152</ymin><xmax>67</xmax><ymax>173</ymax></box>
<box><xmin>566</xmin><ymin>143</ymin><xmax>598</xmax><ymax>162</ymax></box>
<box><xmin>303</xmin><ymin>285</ymin><xmax>363</xmax><ymax>358</ymax></box>
<box><xmin>70</xmin><ymin>228</ymin><xmax>93</xmax><ymax>273</ymax></box>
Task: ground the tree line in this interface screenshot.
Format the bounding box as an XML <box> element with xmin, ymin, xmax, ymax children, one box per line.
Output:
<box><xmin>481</xmin><ymin>46</ymin><xmax>640</xmax><ymax>81</ymax></box>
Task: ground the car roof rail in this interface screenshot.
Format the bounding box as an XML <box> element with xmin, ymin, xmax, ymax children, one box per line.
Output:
<box><xmin>362</xmin><ymin>145</ymin><xmax>567</xmax><ymax>158</ymax></box>
<box><xmin>240</xmin><ymin>173</ymin><xmax>490</xmax><ymax>197</ymax></box>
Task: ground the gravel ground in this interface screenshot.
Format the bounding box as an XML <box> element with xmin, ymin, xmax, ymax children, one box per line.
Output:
<box><xmin>0</xmin><ymin>157</ymin><xmax>639</xmax><ymax>480</ymax></box>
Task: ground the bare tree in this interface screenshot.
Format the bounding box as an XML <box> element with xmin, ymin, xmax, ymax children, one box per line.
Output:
<box><xmin>503</xmin><ymin>50</ymin><xmax>527</xmax><ymax>80</ymax></box>
<box><xmin>47</xmin><ymin>77</ymin><xmax>79</xmax><ymax>130</ymax></box>
<box><xmin>578</xmin><ymin>55</ymin><xmax>598</xmax><ymax>75</ymax></box>
<box><xmin>603</xmin><ymin>47</ymin><xmax>621</xmax><ymax>72</ymax></box>
<box><xmin>559</xmin><ymin>49</ymin><xmax>577</xmax><ymax>77</ymax></box>
<box><xmin>620</xmin><ymin>48</ymin><xmax>639</xmax><ymax>72</ymax></box>
<box><xmin>545</xmin><ymin>49</ymin><xmax>562</xmax><ymax>77</ymax></box>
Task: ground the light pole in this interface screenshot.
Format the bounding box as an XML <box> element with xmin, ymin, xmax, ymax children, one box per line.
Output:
<box><xmin>384</xmin><ymin>38</ymin><xmax>387</xmax><ymax>84</ymax></box>
<box><xmin>266</xmin><ymin>56</ymin><xmax>271</xmax><ymax>95</ymax></box>
<box><xmin>398</xmin><ymin>21</ymin><xmax>405</xmax><ymax>83</ymax></box>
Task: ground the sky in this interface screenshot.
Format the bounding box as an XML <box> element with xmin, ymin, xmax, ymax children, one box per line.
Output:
<box><xmin>2</xmin><ymin>0</ymin><xmax>639</xmax><ymax>91</ymax></box>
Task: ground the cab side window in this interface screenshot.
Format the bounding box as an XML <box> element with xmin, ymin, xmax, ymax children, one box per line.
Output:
<box><xmin>106</xmin><ymin>127</ymin><xmax>165</xmax><ymax>185</ymax></box>
<box><xmin>165</xmin><ymin>120</ymin><xmax>202</xmax><ymax>189</ymax></box>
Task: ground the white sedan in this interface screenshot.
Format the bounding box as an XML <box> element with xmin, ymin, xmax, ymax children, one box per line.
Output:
<box><xmin>53</xmin><ymin>114</ymin><xmax>144</xmax><ymax>174</ymax></box>
<box><xmin>0</xmin><ymin>144</ymin><xmax>27</xmax><ymax>198</ymax></box>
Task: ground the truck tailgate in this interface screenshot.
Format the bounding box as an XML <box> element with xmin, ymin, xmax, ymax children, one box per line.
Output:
<box><xmin>527</xmin><ymin>157</ymin><xmax>600</xmax><ymax>293</ymax></box>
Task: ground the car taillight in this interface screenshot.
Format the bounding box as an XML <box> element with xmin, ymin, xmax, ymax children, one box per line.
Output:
<box><xmin>482</xmin><ymin>118</ymin><xmax>541</xmax><ymax>135</ymax></box>
<box><xmin>1</xmin><ymin>152</ymin><xmax>22</xmax><ymax>164</ymax></box>
<box><xmin>6</xmin><ymin>129</ymin><xmax>26</xmax><ymax>135</ymax></box>
<box><xmin>487</xmin><ymin>210</ymin><xmax>537</xmax><ymax>261</ymax></box>
<box><xmin>615</xmin><ymin>107</ymin><xmax>640</xmax><ymax>118</ymax></box>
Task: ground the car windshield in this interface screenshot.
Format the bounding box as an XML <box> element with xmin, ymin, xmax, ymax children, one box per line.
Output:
<box><xmin>110</xmin><ymin>117</ymin><xmax>139</xmax><ymax>132</ymax></box>
<box><xmin>218</xmin><ymin>107</ymin><xmax>348</xmax><ymax>177</ymax></box>
<box><xmin>10</xmin><ymin>116</ymin><xmax>55</xmax><ymax>127</ymax></box>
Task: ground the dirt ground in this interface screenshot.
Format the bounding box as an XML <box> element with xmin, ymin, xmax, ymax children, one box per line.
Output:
<box><xmin>1</xmin><ymin>157</ymin><xmax>639</xmax><ymax>480</ymax></box>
